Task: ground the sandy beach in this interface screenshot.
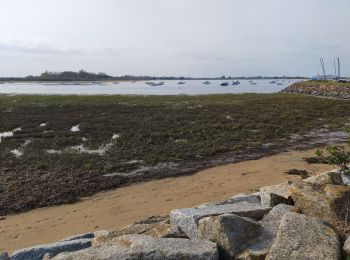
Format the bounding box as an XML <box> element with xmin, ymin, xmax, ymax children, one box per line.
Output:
<box><xmin>0</xmin><ymin>148</ymin><xmax>334</xmax><ymax>253</ymax></box>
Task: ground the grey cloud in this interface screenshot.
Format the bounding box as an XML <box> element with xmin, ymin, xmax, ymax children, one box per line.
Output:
<box><xmin>0</xmin><ymin>35</ymin><xmax>120</xmax><ymax>56</ymax></box>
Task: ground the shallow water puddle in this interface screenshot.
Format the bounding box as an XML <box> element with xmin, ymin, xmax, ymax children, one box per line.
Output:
<box><xmin>70</xmin><ymin>125</ymin><xmax>80</xmax><ymax>132</ymax></box>
<box><xmin>70</xmin><ymin>144</ymin><xmax>111</xmax><ymax>155</ymax></box>
<box><xmin>11</xmin><ymin>140</ymin><xmax>32</xmax><ymax>157</ymax></box>
<box><xmin>112</xmin><ymin>133</ymin><xmax>120</xmax><ymax>139</ymax></box>
<box><xmin>46</xmin><ymin>134</ymin><xmax>118</xmax><ymax>155</ymax></box>
<box><xmin>225</xmin><ymin>115</ymin><xmax>233</xmax><ymax>121</ymax></box>
<box><xmin>0</xmin><ymin>127</ymin><xmax>21</xmax><ymax>143</ymax></box>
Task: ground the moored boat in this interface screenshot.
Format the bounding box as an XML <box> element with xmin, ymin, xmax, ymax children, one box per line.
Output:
<box><xmin>203</xmin><ymin>81</ymin><xmax>211</xmax><ymax>85</ymax></box>
<box><xmin>232</xmin><ymin>80</ymin><xmax>240</xmax><ymax>85</ymax></box>
<box><xmin>221</xmin><ymin>82</ymin><xmax>229</xmax><ymax>86</ymax></box>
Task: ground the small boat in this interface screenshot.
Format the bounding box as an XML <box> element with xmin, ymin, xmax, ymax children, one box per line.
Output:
<box><xmin>203</xmin><ymin>81</ymin><xmax>211</xmax><ymax>85</ymax></box>
<box><xmin>250</xmin><ymin>81</ymin><xmax>257</xmax><ymax>85</ymax></box>
<box><xmin>154</xmin><ymin>82</ymin><xmax>164</xmax><ymax>86</ymax></box>
<box><xmin>221</xmin><ymin>82</ymin><xmax>229</xmax><ymax>86</ymax></box>
<box><xmin>178</xmin><ymin>81</ymin><xmax>186</xmax><ymax>85</ymax></box>
<box><xmin>269</xmin><ymin>80</ymin><xmax>277</xmax><ymax>84</ymax></box>
<box><xmin>232</xmin><ymin>80</ymin><xmax>240</xmax><ymax>85</ymax></box>
<box><xmin>145</xmin><ymin>82</ymin><xmax>154</xmax><ymax>86</ymax></box>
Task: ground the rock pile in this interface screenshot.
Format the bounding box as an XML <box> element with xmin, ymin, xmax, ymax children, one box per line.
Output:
<box><xmin>281</xmin><ymin>81</ymin><xmax>350</xmax><ymax>99</ymax></box>
<box><xmin>4</xmin><ymin>170</ymin><xmax>350</xmax><ymax>259</ymax></box>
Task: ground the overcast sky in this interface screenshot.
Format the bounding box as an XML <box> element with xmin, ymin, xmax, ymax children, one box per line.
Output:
<box><xmin>0</xmin><ymin>0</ymin><xmax>349</xmax><ymax>77</ymax></box>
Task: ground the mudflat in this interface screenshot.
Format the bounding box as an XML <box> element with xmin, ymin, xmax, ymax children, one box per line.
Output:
<box><xmin>1</xmin><ymin>93</ymin><xmax>349</xmax><ymax>216</ymax></box>
<box><xmin>0</xmin><ymin>148</ymin><xmax>334</xmax><ymax>253</ymax></box>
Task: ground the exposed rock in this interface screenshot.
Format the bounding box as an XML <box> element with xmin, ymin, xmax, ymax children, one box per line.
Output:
<box><xmin>170</xmin><ymin>202</ymin><xmax>271</xmax><ymax>239</ymax></box>
<box><xmin>304</xmin><ymin>170</ymin><xmax>343</xmax><ymax>185</ymax></box>
<box><xmin>134</xmin><ymin>215</ymin><xmax>168</xmax><ymax>224</ymax></box>
<box><xmin>266</xmin><ymin>212</ymin><xmax>341</xmax><ymax>260</ymax></box>
<box><xmin>260</xmin><ymin>181</ymin><xmax>292</xmax><ymax>207</ymax></box>
<box><xmin>92</xmin><ymin>219</ymin><xmax>186</xmax><ymax>246</ymax></box>
<box><xmin>144</xmin><ymin>220</ymin><xmax>187</xmax><ymax>238</ymax></box>
<box><xmin>59</xmin><ymin>232</ymin><xmax>94</xmax><ymax>242</ymax></box>
<box><xmin>260</xmin><ymin>204</ymin><xmax>295</xmax><ymax>235</ymax></box>
<box><xmin>199</xmin><ymin>193</ymin><xmax>261</xmax><ymax>208</ymax></box>
<box><xmin>53</xmin><ymin>234</ymin><xmax>218</xmax><ymax>260</ymax></box>
<box><xmin>10</xmin><ymin>239</ymin><xmax>92</xmax><ymax>260</ymax></box>
<box><xmin>343</xmin><ymin>236</ymin><xmax>350</xmax><ymax>256</ymax></box>
<box><xmin>342</xmin><ymin>173</ymin><xmax>350</xmax><ymax>185</ymax></box>
<box><xmin>289</xmin><ymin>180</ymin><xmax>350</xmax><ymax>229</ymax></box>
<box><xmin>281</xmin><ymin>81</ymin><xmax>350</xmax><ymax>100</ymax></box>
<box><xmin>0</xmin><ymin>252</ymin><xmax>9</xmax><ymax>260</ymax></box>
<box><xmin>197</xmin><ymin>214</ymin><xmax>263</xmax><ymax>259</ymax></box>
<box><xmin>236</xmin><ymin>204</ymin><xmax>295</xmax><ymax>259</ymax></box>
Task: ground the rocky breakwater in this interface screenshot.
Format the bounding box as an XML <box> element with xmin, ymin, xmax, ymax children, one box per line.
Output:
<box><xmin>3</xmin><ymin>170</ymin><xmax>350</xmax><ymax>259</ymax></box>
<box><xmin>282</xmin><ymin>80</ymin><xmax>350</xmax><ymax>99</ymax></box>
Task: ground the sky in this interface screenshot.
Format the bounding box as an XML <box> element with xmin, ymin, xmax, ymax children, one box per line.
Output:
<box><xmin>0</xmin><ymin>0</ymin><xmax>349</xmax><ymax>77</ymax></box>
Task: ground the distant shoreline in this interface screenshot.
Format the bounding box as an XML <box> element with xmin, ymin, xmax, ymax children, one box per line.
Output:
<box><xmin>0</xmin><ymin>78</ymin><xmax>307</xmax><ymax>83</ymax></box>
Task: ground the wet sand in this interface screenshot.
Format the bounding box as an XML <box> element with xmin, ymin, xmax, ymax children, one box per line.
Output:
<box><xmin>0</xmin><ymin>148</ymin><xmax>334</xmax><ymax>253</ymax></box>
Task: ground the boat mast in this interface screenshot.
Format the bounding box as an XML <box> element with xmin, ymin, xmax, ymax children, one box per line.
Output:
<box><xmin>320</xmin><ymin>58</ymin><xmax>326</xmax><ymax>80</ymax></box>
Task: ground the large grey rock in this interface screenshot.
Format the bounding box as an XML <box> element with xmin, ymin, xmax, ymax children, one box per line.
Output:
<box><xmin>260</xmin><ymin>181</ymin><xmax>292</xmax><ymax>207</ymax></box>
<box><xmin>53</xmin><ymin>234</ymin><xmax>218</xmax><ymax>260</ymax></box>
<box><xmin>236</xmin><ymin>204</ymin><xmax>295</xmax><ymax>259</ymax></box>
<box><xmin>93</xmin><ymin>219</ymin><xmax>186</xmax><ymax>246</ymax></box>
<box><xmin>304</xmin><ymin>170</ymin><xmax>343</xmax><ymax>185</ymax></box>
<box><xmin>0</xmin><ymin>252</ymin><xmax>9</xmax><ymax>260</ymax></box>
<box><xmin>266</xmin><ymin>212</ymin><xmax>341</xmax><ymax>260</ymax></box>
<box><xmin>10</xmin><ymin>239</ymin><xmax>92</xmax><ymax>260</ymax></box>
<box><xmin>343</xmin><ymin>236</ymin><xmax>350</xmax><ymax>256</ymax></box>
<box><xmin>260</xmin><ymin>204</ymin><xmax>295</xmax><ymax>235</ymax></box>
<box><xmin>170</xmin><ymin>201</ymin><xmax>271</xmax><ymax>239</ymax></box>
<box><xmin>59</xmin><ymin>232</ymin><xmax>94</xmax><ymax>242</ymax></box>
<box><xmin>341</xmin><ymin>173</ymin><xmax>350</xmax><ymax>185</ymax></box>
<box><xmin>289</xmin><ymin>180</ymin><xmax>350</xmax><ymax>229</ymax></box>
<box><xmin>198</xmin><ymin>193</ymin><xmax>261</xmax><ymax>208</ymax></box>
<box><xmin>198</xmin><ymin>214</ymin><xmax>263</xmax><ymax>259</ymax></box>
